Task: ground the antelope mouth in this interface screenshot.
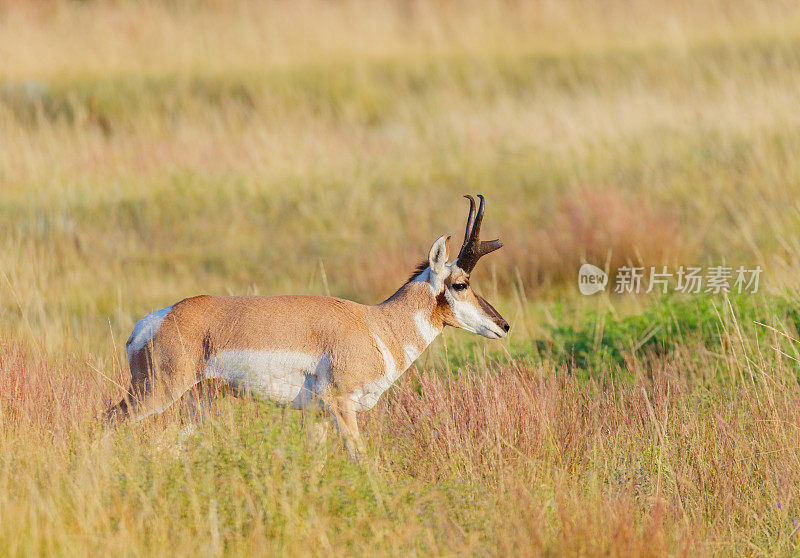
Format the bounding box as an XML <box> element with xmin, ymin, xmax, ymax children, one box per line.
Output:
<box><xmin>479</xmin><ymin>322</ymin><xmax>508</xmax><ymax>339</ymax></box>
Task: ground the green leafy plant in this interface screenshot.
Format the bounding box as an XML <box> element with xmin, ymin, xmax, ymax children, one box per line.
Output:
<box><xmin>543</xmin><ymin>293</ymin><xmax>799</xmax><ymax>373</ymax></box>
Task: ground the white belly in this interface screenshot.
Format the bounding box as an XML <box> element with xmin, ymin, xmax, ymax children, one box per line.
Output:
<box><xmin>204</xmin><ymin>349</ymin><xmax>330</xmax><ymax>409</ymax></box>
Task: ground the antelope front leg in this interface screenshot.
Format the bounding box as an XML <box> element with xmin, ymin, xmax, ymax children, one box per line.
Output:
<box><xmin>328</xmin><ymin>396</ymin><xmax>365</xmax><ymax>462</ymax></box>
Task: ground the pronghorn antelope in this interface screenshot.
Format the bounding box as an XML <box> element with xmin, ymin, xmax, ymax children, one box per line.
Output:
<box><xmin>105</xmin><ymin>194</ymin><xmax>508</xmax><ymax>458</ymax></box>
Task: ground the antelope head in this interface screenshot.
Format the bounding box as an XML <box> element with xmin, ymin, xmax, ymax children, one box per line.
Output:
<box><xmin>424</xmin><ymin>194</ymin><xmax>509</xmax><ymax>339</ymax></box>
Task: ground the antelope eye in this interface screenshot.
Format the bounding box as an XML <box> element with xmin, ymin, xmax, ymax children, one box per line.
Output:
<box><xmin>452</xmin><ymin>283</ymin><xmax>468</xmax><ymax>291</ymax></box>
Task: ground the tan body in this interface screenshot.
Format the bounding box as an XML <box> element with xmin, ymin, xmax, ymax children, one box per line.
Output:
<box><xmin>121</xmin><ymin>283</ymin><xmax>442</xmax><ymax>411</ymax></box>
<box><xmin>106</xmin><ymin>194</ymin><xmax>509</xmax><ymax>459</ymax></box>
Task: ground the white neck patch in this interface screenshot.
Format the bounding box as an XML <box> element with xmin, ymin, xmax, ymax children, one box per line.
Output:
<box><xmin>352</xmin><ymin>314</ymin><xmax>442</xmax><ymax>412</ymax></box>
<box><xmin>414</xmin><ymin>310</ymin><xmax>441</xmax><ymax>345</ymax></box>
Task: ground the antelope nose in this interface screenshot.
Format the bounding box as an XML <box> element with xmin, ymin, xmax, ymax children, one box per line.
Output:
<box><xmin>502</xmin><ymin>321</ymin><xmax>510</xmax><ymax>333</ymax></box>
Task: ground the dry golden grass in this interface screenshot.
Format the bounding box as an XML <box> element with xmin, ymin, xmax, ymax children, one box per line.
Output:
<box><xmin>3</xmin><ymin>325</ymin><xmax>800</xmax><ymax>555</ymax></box>
<box><xmin>3</xmin><ymin>0</ymin><xmax>800</xmax><ymax>555</ymax></box>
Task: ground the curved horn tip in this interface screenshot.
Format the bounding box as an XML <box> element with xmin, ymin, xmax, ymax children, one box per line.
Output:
<box><xmin>461</xmin><ymin>195</ymin><xmax>477</xmax><ymax>242</ymax></box>
<box><xmin>481</xmin><ymin>239</ymin><xmax>503</xmax><ymax>250</ymax></box>
<box><xmin>462</xmin><ymin>195</ymin><xmax>476</xmax><ymax>219</ymax></box>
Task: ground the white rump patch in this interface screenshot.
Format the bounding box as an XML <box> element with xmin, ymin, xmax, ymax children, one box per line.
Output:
<box><xmin>126</xmin><ymin>304</ymin><xmax>173</xmax><ymax>360</ymax></box>
<box><xmin>204</xmin><ymin>349</ymin><xmax>330</xmax><ymax>409</ymax></box>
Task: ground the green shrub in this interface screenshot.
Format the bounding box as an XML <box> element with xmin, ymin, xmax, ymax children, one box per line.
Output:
<box><xmin>543</xmin><ymin>293</ymin><xmax>800</xmax><ymax>373</ymax></box>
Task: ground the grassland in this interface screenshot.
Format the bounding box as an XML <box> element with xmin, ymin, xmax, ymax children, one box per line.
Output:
<box><xmin>2</xmin><ymin>0</ymin><xmax>800</xmax><ymax>555</ymax></box>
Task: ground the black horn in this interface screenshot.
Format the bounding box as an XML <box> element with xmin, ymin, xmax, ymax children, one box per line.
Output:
<box><xmin>455</xmin><ymin>194</ymin><xmax>503</xmax><ymax>273</ymax></box>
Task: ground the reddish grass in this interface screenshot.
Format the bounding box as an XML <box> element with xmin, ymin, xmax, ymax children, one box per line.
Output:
<box><xmin>364</xmin><ymin>354</ymin><xmax>800</xmax><ymax>554</ymax></box>
<box><xmin>0</xmin><ymin>346</ymin><xmax>98</xmax><ymax>429</ymax></box>
<box><xmin>1</xmin><ymin>342</ymin><xmax>799</xmax><ymax>554</ymax></box>
<box><xmin>510</xmin><ymin>186</ymin><xmax>696</xmax><ymax>288</ymax></box>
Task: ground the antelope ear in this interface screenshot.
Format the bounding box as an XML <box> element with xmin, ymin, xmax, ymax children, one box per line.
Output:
<box><xmin>428</xmin><ymin>235</ymin><xmax>450</xmax><ymax>275</ymax></box>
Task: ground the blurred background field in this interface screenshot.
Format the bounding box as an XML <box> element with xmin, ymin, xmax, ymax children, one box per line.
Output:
<box><xmin>3</xmin><ymin>1</ymin><xmax>800</xmax><ymax>555</ymax></box>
